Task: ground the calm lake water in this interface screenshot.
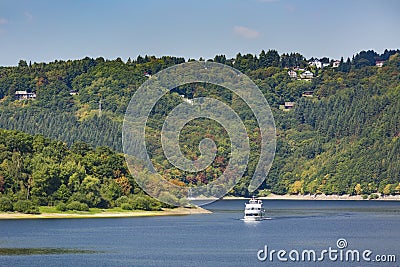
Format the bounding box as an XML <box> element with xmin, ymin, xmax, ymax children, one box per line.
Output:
<box><xmin>0</xmin><ymin>200</ymin><xmax>399</xmax><ymax>267</ymax></box>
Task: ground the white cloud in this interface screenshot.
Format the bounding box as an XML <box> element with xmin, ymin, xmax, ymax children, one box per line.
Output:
<box><xmin>233</xmin><ymin>26</ymin><xmax>261</xmax><ymax>39</ymax></box>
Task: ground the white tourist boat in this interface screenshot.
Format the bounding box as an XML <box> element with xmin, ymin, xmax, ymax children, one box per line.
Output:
<box><xmin>243</xmin><ymin>197</ymin><xmax>266</xmax><ymax>221</ymax></box>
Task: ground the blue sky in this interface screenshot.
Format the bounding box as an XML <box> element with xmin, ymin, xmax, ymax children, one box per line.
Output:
<box><xmin>0</xmin><ymin>0</ymin><xmax>399</xmax><ymax>66</ymax></box>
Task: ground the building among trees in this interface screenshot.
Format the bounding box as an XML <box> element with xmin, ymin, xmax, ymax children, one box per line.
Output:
<box><xmin>287</xmin><ymin>70</ymin><xmax>297</xmax><ymax>78</ymax></box>
<box><xmin>300</xmin><ymin>71</ymin><xmax>314</xmax><ymax>79</ymax></box>
<box><xmin>15</xmin><ymin>91</ymin><xmax>36</xmax><ymax>100</ymax></box>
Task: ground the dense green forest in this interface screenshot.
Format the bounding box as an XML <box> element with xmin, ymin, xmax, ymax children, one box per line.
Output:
<box><xmin>0</xmin><ymin>49</ymin><xmax>399</xmax><ymax>203</ymax></box>
<box><xmin>0</xmin><ymin>128</ymin><xmax>170</xmax><ymax>213</ymax></box>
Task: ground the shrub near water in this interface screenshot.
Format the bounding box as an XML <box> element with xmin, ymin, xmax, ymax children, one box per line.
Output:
<box><xmin>55</xmin><ymin>203</ymin><xmax>68</xmax><ymax>212</ymax></box>
<box><xmin>13</xmin><ymin>200</ymin><xmax>40</xmax><ymax>214</ymax></box>
<box><xmin>131</xmin><ymin>195</ymin><xmax>162</xmax><ymax>211</ymax></box>
<box><xmin>0</xmin><ymin>197</ymin><xmax>13</xmax><ymax>212</ymax></box>
<box><xmin>66</xmin><ymin>201</ymin><xmax>89</xmax><ymax>211</ymax></box>
<box><xmin>120</xmin><ymin>203</ymin><xmax>133</xmax><ymax>210</ymax></box>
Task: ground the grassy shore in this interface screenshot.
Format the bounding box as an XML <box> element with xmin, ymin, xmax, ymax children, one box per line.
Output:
<box><xmin>0</xmin><ymin>206</ymin><xmax>212</xmax><ymax>220</ymax></box>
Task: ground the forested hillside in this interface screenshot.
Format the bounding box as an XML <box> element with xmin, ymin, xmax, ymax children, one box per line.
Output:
<box><xmin>0</xmin><ymin>129</ymin><xmax>168</xmax><ymax>213</ymax></box>
<box><xmin>0</xmin><ymin>49</ymin><xmax>399</xmax><ymax>198</ymax></box>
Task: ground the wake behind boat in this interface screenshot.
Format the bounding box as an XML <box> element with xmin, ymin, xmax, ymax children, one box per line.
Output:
<box><xmin>243</xmin><ymin>197</ymin><xmax>266</xmax><ymax>221</ymax></box>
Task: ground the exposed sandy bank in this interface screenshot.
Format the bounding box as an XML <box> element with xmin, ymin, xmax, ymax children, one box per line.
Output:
<box><xmin>0</xmin><ymin>206</ymin><xmax>211</xmax><ymax>220</ymax></box>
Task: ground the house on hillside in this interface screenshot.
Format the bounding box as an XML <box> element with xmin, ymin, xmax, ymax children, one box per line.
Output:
<box><xmin>284</xmin><ymin>102</ymin><xmax>295</xmax><ymax>109</ymax></box>
<box><xmin>15</xmin><ymin>90</ymin><xmax>36</xmax><ymax>100</ymax></box>
<box><xmin>69</xmin><ymin>90</ymin><xmax>79</xmax><ymax>96</ymax></box>
<box><xmin>375</xmin><ymin>60</ymin><xmax>384</xmax><ymax>67</ymax></box>
<box><xmin>180</xmin><ymin>95</ymin><xmax>194</xmax><ymax>105</ymax></box>
<box><xmin>309</xmin><ymin>59</ymin><xmax>322</xmax><ymax>69</ymax></box>
<box><xmin>300</xmin><ymin>71</ymin><xmax>314</xmax><ymax>79</ymax></box>
<box><xmin>332</xmin><ymin>60</ymin><xmax>340</xmax><ymax>68</ymax></box>
<box><xmin>302</xmin><ymin>91</ymin><xmax>314</xmax><ymax>97</ymax></box>
<box><xmin>288</xmin><ymin>70</ymin><xmax>297</xmax><ymax>79</ymax></box>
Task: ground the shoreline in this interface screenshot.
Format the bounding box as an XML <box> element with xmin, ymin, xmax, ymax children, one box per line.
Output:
<box><xmin>0</xmin><ymin>206</ymin><xmax>212</xmax><ymax>220</ymax></box>
<box><xmin>223</xmin><ymin>194</ymin><xmax>400</xmax><ymax>201</ymax></box>
<box><xmin>2</xmin><ymin>194</ymin><xmax>399</xmax><ymax>220</ymax></box>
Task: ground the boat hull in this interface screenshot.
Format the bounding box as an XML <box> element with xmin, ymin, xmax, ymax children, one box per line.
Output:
<box><xmin>243</xmin><ymin>216</ymin><xmax>264</xmax><ymax>221</ymax></box>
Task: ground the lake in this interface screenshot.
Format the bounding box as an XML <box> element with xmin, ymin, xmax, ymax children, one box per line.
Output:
<box><xmin>0</xmin><ymin>200</ymin><xmax>399</xmax><ymax>267</ymax></box>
